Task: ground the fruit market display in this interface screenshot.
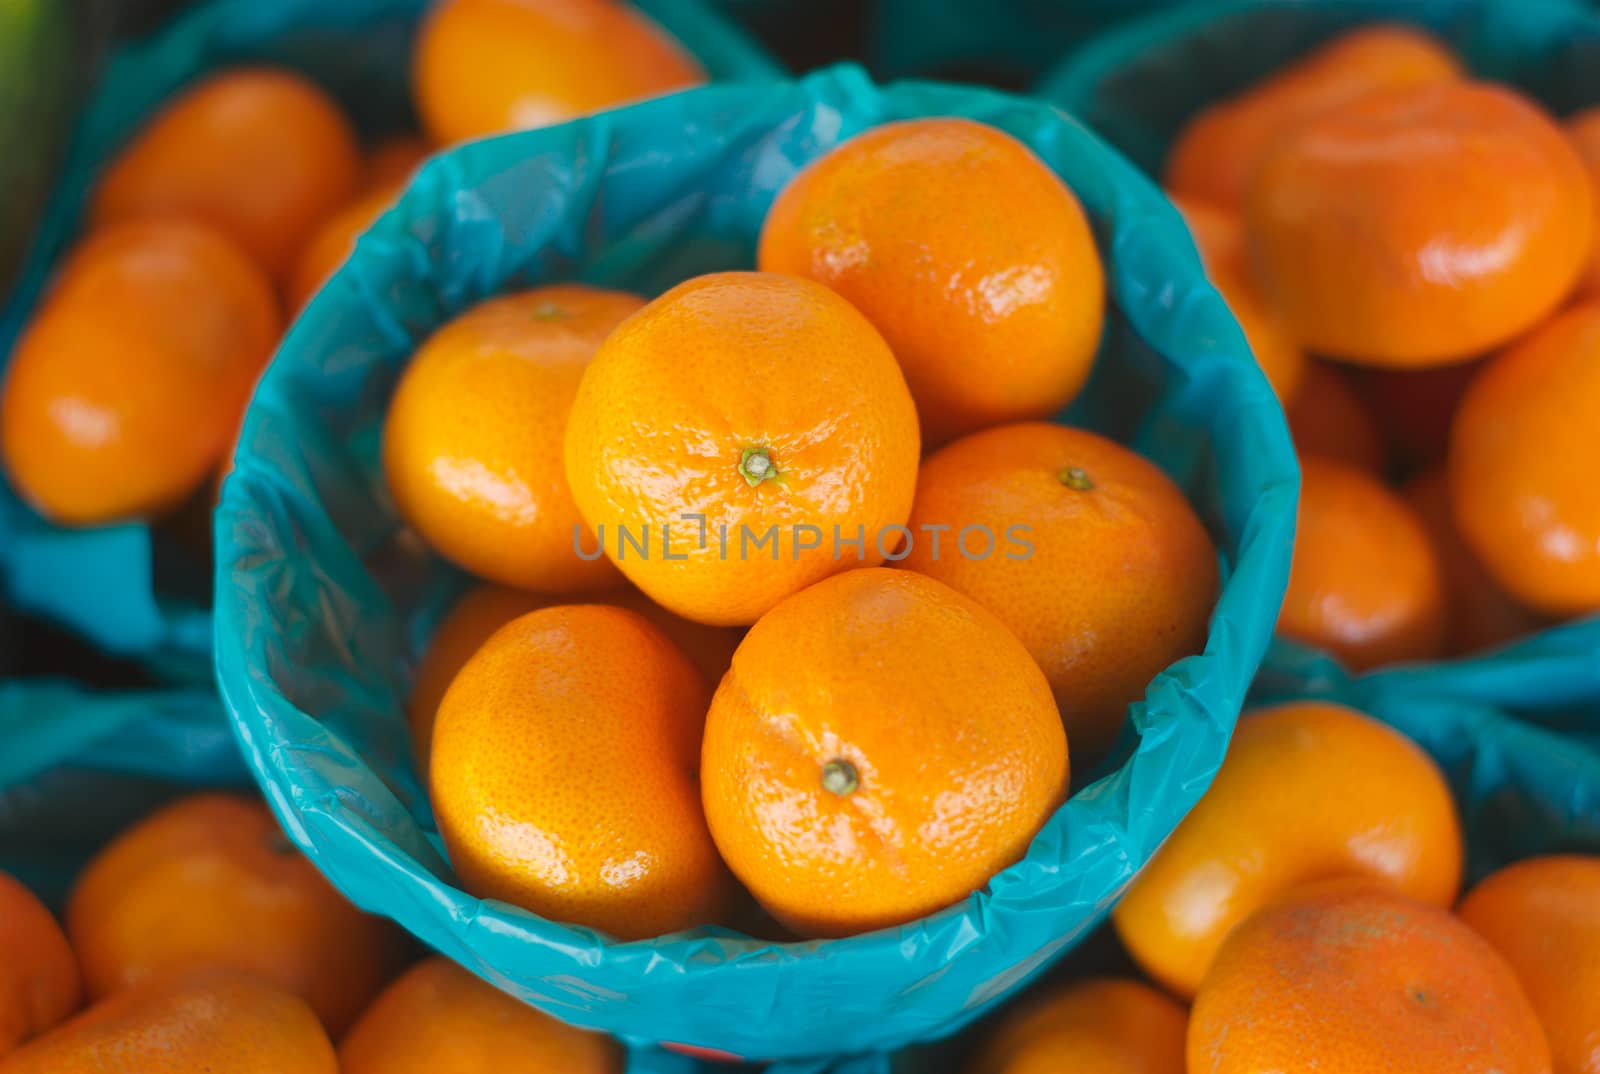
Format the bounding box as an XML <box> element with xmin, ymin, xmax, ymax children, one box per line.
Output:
<box><xmin>2</xmin><ymin>0</ymin><xmax>1599</xmax><ymax>1071</ymax></box>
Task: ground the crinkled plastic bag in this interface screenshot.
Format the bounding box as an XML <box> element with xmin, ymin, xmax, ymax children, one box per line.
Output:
<box><xmin>1040</xmin><ymin>0</ymin><xmax>1600</xmax><ymax>738</ymax></box>
<box><xmin>214</xmin><ymin>64</ymin><xmax>1297</xmax><ymax>1060</ymax></box>
<box><xmin>0</xmin><ymin>0</ymin><xmax>780</xmax><ymax>673</ymax></box>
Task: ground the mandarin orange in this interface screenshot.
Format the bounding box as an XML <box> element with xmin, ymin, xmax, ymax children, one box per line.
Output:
<box><xmin>965</xmin><ymin>977</ymin><xmax>1186</xmax><ymax>1074</ymax></box>
<box><xmin>286</xmin><ymin>180</ymin><xmax>401</xmax><ymax>310</ymax></box>
<box><xmin>1287</xmin><ymin>360</ymin><xmax>1386</xmax><ymax>475</ymax></box>
<box><xmin>1569</xmin><ymin>108</ymin><xmax>1600</xmax><ymax>297</ymax></box>
<box><xmin>759</xmin><ymin>118</ymin><xmax>1104</xmax><ymax>446</ymax></box>
<box><xmin>0</xmin><ymin>871</ymin><xmax>80</xmax><ymax>1057</ymax></box>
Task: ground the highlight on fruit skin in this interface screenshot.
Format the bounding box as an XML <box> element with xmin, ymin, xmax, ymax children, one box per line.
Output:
<box><xmin>700</xmin><ymin>567</ymin><xmax>1069</xmax><ymax>939</ymax></box>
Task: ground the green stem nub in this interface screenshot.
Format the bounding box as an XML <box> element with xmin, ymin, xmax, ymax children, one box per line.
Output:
<box><xmin>821</xmin><ymin>759</ymin><xmax>859</xmax><ymax>796</ymax></box>
<box><xmin>740</xmin><ymin>446</ymin><xmax>778</xmax><ymax>487</ymax></box>
<box><xmin>1059</xmin><ymin>466</ymin><xmax>1094</xmax><ymax>491</ymax></box>
<box><xmin>532</xmin><ymin>302</ymin><xmax>568</xmax><ymax>321</ymax></box>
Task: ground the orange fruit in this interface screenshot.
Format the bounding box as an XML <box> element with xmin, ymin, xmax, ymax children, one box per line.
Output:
<box><xmin>339</xmin><ymin>957</ymin><xmax>623</xmax><ymax>1074</ymax></box>
<box><xmin>1353</xmin><ymin>359</ymin><xmax>1482</xmax><ymax>474</ymax></box>
<box><xmin>701</xmin><ymin>567</ymin><xmax>1068</xmax><ymax>938</ymax></box>
<box><xmin>1450</xmin><ymin>301</ymin><xmax>1600</xmax><ymax>616</ymax></box>
<box><xmin>0</xmin><ymin>218</ymin><xmax>280</xmax><ymax>525</ymax></box>
<box><xmin>412</xmin><ymin>0</ymin><xmax>705</xmax><ymax>146</ymax></box>
<box><xmin>0</xmin><ymin>871</ymin><xmax>80</xmax><ymax>1057</ymax></box>
<box><xmin>407</xmin><ymin>583</ymin><xmax>740</xmax><ymax>767</ymax></box>
<box><xmin>92</xmin><ymin>67</ymin><xmax>361</xmax><ymax>281</ymax></box>
<box><xmin>1404</xmin><ymin>466</ymin><xmax>1545</xmax><ymax>656</ymax></box>
<box><xmin>1248</xmin><ymin>81</ymin><xmax>1593</xmax><ymax>367</ymax></box>
<box><xmin>1113</xmin><ymin>701</ymin><xmax>1463</xmax><ymax>997</ymax></box>
<box><xmin>364</xmin><ymin>134</ymin><xmax>429</xmax><ymax>190</ymax></box>
<box><xmin>1459</xmin><ymin>855</ymin><xmax>1600</xmax><ymax>1074</ymax></box>
<box><xmin>385</xmin><ymin>284</ymin><xmax>642</xmax><ymax>594</ymax></box>
<box><xmin>1570</xmin><ymin>108</ymin><xmax>1600</xmax><ymax>298</ymax></box>
<box><xmin>564</xmin><ymin>271</ymin><xmax>921</xmax><ymax>626</ymax></box>
<box><xmin>901</xmin><ymin>421</ymin><xmax>1218</xmax><ymax>759</ymax></box>
<box><xmin>1279</xmin><ymin>456</ymin><xmax>1446</xmax><ymax>670</ymax></box>
<box><xmin>66</xmin><ymin>793</ymin><xmax>401</xmax><ymax>1036</ymax></box>
<box><xmin>964</xmin><ymin>977</ymin><xmax>1186</xmax><ymax>1074</ymax></box>
<box><xmin>1287</xmin><ymin>360</ymin><xmax>1387</xmax><ymax>475</ymax></box>
<box><xmin>758</xmin><ymin>117</ymin><xmax>1105</xmax><ymax>446</ymax></box>
<box><xmin>1171</xmin><ymin>194</ymin><xmax>1305</xmax><ymax>400</ymax></box>
<box><xmin>1166</xmin><ymin>24</ymin><xmax>1461</xmax><ymax>212</ymax></box>
<box><xmin>286</xmin><ymin>181</ymin><xmax>401</xmax><ymax>310</ymax></box>
<box><xmin>430</xmin><ymin>604</ymin><xmax>733</xmax><ymax>939</ymax></box>
<box><xmin>2</xmin><ymin>967</ymin><xmax>336</xmax><ymax>1074</ymax></box>
<box><xmin>1189</xmin><ymin>883</ymin><xmax>1551</xmax><ymax>1074</ymax></box>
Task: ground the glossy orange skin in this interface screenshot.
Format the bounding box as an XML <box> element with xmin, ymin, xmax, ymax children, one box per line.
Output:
<box><xmin>1280</xmin><ymin>457</ymin><xmax>1446</xmax><ymax>670</ymax></box>
<box><xmin>286</xmin><ymin>181</ymin><xmax>401</xmax><ymax>310</ymax></box>
<box><xmin>92</xmin><ymin>67</ymin><xmax>360</xmax><ymax>281</ymax></box>
<box><xmin>1354</xmin><ymin>359</ymin><xmax>1482</xmax><ymax>474</ymax></box>
<box><xmin>363</xmin><ymin>134</ymin><xmax>429</xmax><ymax>190</ymax></box>
<box><xmin>759</xmin><ymin>118</ymin><xmax>1105</xmax><ymax>446</ymax></box>
<box><xmin>386</xmin><ymin>285</ymin><xmax>641</xmax><ymax>594</ymax></box>
<box><xmin>901</xmin><ymin>422</ymin><xmax>1218</xmax><ymax>759</ymax></box>
<box><xmin>1113</xmin><ymin>702</ymin><xmax>1463</xmax><ymax>997</ymax></box>
<box><xmin>1</xmin><ymin>967</ymin><xmax>337</xmax><ymax>1074</ymax></box>
<box><xmin>1570</xmin><ymin>109</ymin><xmax>1600</xmax><ymax>298</ymax></box>
<box><xmin>339</xmin><ymin>957</ymin><xmax>623</xmax><ymax>1074</ymax></box>
<box><xmin>965</xmin><ymin>977</ymin><xmax>1186</xmax><ymax>1074</ymax></box>
<box><xmin>1450</xmin><ymin>302</ymin><xmax>1600</xmax><ymax>616</ymax></box>
<box><xmin>0</xmin><ymin>219</ymin><xmax>280</xmax><ymax>525</ymax></box>
<box><xmin>0</xmin><ymin>872</ymin><xmax>80</xmax><ymax>1057</ymax></box>
<box><xmin>1459</xmin><ymin>855</ymin><xmax>1600</xmax><ymax>1074</ymax></box>
<box><xmin>701</xmin><ymin>568</ymin><xmax>1068</xmax><ymax>938</ymax></box>
<box><xmin>1171</xmin><ymin>195</ymin><xmax>1305</xmax><ymax>400</ymax></box>
<box><xmin>412</xmin><ymin>0</ymin><xmax>704</xmax><ymax>146</ymax></box>
<box><xmin>1166</xmin><ymin>25</ymin><xmax>1461</xmax><ymax>212</ymax></box>
<box><xmin>407</xmin><ymin>583</ymin><xmax>740</xmax><ymax>767</ymax></box>
<box><xmin>431</xmin><ymin>605</ymin><xmax>733</xmax><ymax>939</ymax></box>
<box><xmin>1287</xmin><ymin>361</ymin><xmax>1387</xmax><ymax>475</ymax></box>
<box><xmin>1405</xmin><ymin>467</ymin><xmax>1545</xmax><ymax>656</ymax></box>
<box><xmin>564</xmin><ymin>272</ymin><xmax>921</xmax><ymax>625</ymax></box>
<box><xmin>1248</xmin><ymin>81</ymin><xmax>1593</xmax><ymax>367</ymax></box>
<box><xmin>66</xmin><ymin>793</ymin><xmax>401</xmax><ymax>1036</ymax></box>
<box><xmin>1191</xmin><ymin>884</ymin><xmax>1551</xmax><ymax>1074</ymax></box>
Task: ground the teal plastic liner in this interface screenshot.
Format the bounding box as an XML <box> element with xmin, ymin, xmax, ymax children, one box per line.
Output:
<box><xmin>0</xmin><ymin>0</ymin><xmax>781</xmax><ymax>673</ymax></box>
<box><xmin>1041</xmin><ymin>0</ymin><xmax>1600</xmax><ymax>743</ymax></box>
<box><xmin>213</xmin><ymin>63</ymin><xmax>1297</xmax><ymax>1060</ymax></box>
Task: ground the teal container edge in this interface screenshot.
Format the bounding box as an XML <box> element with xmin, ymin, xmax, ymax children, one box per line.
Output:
<box><xmin>1041</xmin><ymin>0</ymin><xmax>1600</xmax><ymax>743</ymax></box>
<box><xmin>0</xmin><ymin>0</ymin><xmax>782</xmax><ymax>673</ymax></box>
<box><xmin>214</xmin><ymin>62</ymin><xmax>1297</xmax><ymax>1061</ymax></box>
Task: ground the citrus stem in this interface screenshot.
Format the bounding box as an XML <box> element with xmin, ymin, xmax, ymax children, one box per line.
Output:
<box><xmin>532</xmin><ymin>302</ymin><xmax>568</xmax><ymax>321</ymax></box>
<box><xmin>740</xmin><ymin>446</ymin><xmax>779</xmax><ymax>487</ymax></box>
<box><xmin>821</xmin><ymin>759</ymin><xmax>858</xmax><ymax>796</ymax></box>
<box><xmin>1058</xmin><ymin>466</ymin><xmax>1094</xmax><ymax>490</ymax></box>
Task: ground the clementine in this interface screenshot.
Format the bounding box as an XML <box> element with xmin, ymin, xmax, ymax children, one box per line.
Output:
<box><xmin>286</xmin><ymin>180</ymin><xmax>402</xmax><ymax>310</ymax></box>
<box><xmin>412</xmin><ymin>0</ymin><xmax>705</xmax><ymax>146</ymax></box>
<box><xmin>364</xmin><ymin>134</ymin><xmax>429</xmax><ymax>190</ymax></box>
<box><xmin>1569</xmin><ymin>107</ymin><xmax>1600</xmax><ymax>297</ymax></box>
<box><xmin>1</xmin><ymin>967</ymin><xmax>337</xmax><ymax>1074</ymax></box>
<box><xmin>1279</xmin><ymin>456</ymin><xmax>1445</xmax><ymax>670</ymax></box>
<box><xmin>1171</xmin><ymin>194</ymin><xmax>1305</xmax><ymax>399</ymax></box>
<box><xmin>1459</xmin><ymin>855</ymin><xmax>1600</xmax><ymax>1074</ymax></box>
<box><xmin>701</xmin><ymin>567</ymin><xmax>1068</xmax><ymax>938</ymax></box>
<box><xmin>1287</xmin><ymin>360</ymin><xmax>1386</xmax><ymax>475</ymax></box>
<box><xmin>0</xmin><ymin>871</ymin><xmax>80</xmax><ymax>1057</ymax></box>
<box><xmin>1166</xmin><ymin>24</ymin><xmax>1461</xmax><ymax>211</ymax></box>
<box><xmin>901</xmin><ymin>421</ymin><xmax>1218</xmax><ymax>759</ymax></box>
<box><xmin>563</xmin><ymin>271</ymin><xmax>921</xmax><ymax>625</ymax></box>
<box><xmin>0</xmin><ymin>218</ymin><xmax>280</xmax><ymax>525</ymax></box>
<box><xmin>430</xmin><ymin>604</ymin><xmax>733</xmax><ymax>939</ymax></box>
<box><xmin>1404</xmin><ymin>466</ymin><xmax>1545</xmax><ymax>655</ymax></box>
<box><xmin>92</xmin><ymin>66</ymin><xmax>361</xmax><ymax>280</ymax></box>
<box><xmin>340</xmin><ymin>957</ymin><xmax>623</xmax><ymax>1074</ymax></box>
<box><xmin>1450</xmin><ymin>302</ymin><xmax>1600</xmax><ymax>616</ymax></box>
<box><xmin>758</xmin><ymin>117</ymin><xmax>1105</xmax><ymax>446</ymax></box>
<box><xmin>1248</xmin><ymin>81</ymin><xmax>1593</xmax><ymax>366</ymax></box>
<box><xmin>1114</xmin><ymin>701</ymin><xmax>1462</xmax><ymax>997</ymax></box>
<box><xmin>66</xmin><ymin>793</ymin><xmax>401</xmax><ymax>1035</ymax></box>
<box><xmin>386</xmin><ymin>285</ymin><xmax>642</xmax><ymax>594</ymax></box>
<box><xmin>1189</xmin><ymin>883</ymin><xmax>1551</xmax><ymax>1074</ymax></box>
<box><xmin>965</xmin><ymin>977</ymin><xmax>1186</xmax><ymax>1074</ymax></box>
